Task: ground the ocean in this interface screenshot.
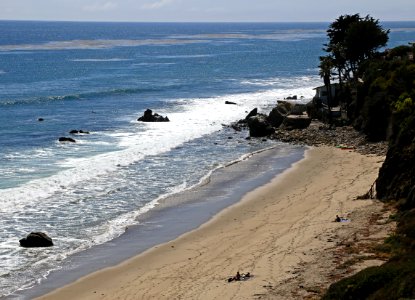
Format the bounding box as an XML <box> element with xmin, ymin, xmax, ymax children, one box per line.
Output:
<box><xmin>0</xmin><ymin>21</ymin><xmax>414</xmax><ymax>298</ymax></box>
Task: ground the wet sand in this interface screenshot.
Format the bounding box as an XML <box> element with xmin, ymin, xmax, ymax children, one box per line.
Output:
<box><xmin>37</xmin><ymin>146</ymin><xmax>393</xmax><ymax>299</ymax></box>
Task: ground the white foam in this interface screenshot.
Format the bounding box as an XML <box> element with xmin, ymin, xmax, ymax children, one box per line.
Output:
<box><xmin>132</xmin><ymin>62</ymin><xmax>176</xmax><ymax>66</ymax></box>
<box><xmin>71</xmin><ymin>58</ymin><xmax>133</xmax><ymax>62</ymax></box>
<box><xmin>0</xmin><ymin>80</ymin><xmax>318</xmax><ymax>214</ymax></box>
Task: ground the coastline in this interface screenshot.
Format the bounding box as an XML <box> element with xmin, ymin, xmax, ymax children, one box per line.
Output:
<box><xmin>36</xmin><ymin>146</ymin><xmax>393</xmax><ymax>299</ymax></box>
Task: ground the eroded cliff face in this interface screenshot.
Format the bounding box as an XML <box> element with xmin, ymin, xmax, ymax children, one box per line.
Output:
<box><xmin>376</xmin><ymin>113</ymin><xmax>415</xmax><ymax>203</ymax></box>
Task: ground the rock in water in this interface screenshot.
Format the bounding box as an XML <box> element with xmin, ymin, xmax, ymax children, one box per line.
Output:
<box><xmin>58</xmin><ymin>137</ymin><xmax>76</xmax><ymax>143</ymax></box>
<box><xmin>69</xmin><ymin>129</ymin><xmax>90</xmax><ymax>134</ymax></box>
<box><xmin>19</xmin><ymin>232</ymin><xmax>54</xmax><ymax>248</ymax></box>
<box><xmin>247</xmin><ymin>114</ymin><xmax>274</xmax><ymax>137</ymax></box>
<box><xmin>245</xmin><ymin>108</ymin><xmax>258</xmax><ymax>120</ymax></box>
<box><xmin>137</xmin><ymin>109</ymin><xmax>170</xmax><ymax>122</ymax></box>
<box><xmin>225</xmin><ymin>101</ymin><xmax>237</xmax><ymax>105</ymax></box>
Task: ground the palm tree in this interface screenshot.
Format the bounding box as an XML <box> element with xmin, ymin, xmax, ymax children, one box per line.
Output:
<box><xmin>319</xmin><ymin>56</ymin><xmax>334</xmax><ymax>123</ymax></box>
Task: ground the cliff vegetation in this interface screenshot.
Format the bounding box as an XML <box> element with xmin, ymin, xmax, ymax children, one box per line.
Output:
<box><xmin>320</xmin><ymin>14</ymin><xmax>415</xmax><ymax>299</ymax></box>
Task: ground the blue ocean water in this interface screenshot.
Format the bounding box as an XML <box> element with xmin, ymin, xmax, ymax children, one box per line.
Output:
<box><xmin>0</xmin><ymin>21</ymin><xmax>414</xmax><ymax>297</ymax></box>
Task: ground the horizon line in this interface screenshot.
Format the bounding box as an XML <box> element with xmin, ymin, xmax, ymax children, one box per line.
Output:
<box><xmin>1</xmin><ymin>19</ymin><xmax>415</xmax><ymax>24</ymax></box>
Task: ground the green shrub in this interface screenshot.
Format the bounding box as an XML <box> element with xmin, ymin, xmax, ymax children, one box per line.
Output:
<box><xmin>323</xmin><ymin>259</ymin><xmax>415</xmax><ymax>300</ymax></box>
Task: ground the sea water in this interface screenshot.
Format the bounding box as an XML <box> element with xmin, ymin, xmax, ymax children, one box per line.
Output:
<box><xmin>0</xmin><ymin>21</ymin><xmax>414</xmax><ymax>297</ymax></box>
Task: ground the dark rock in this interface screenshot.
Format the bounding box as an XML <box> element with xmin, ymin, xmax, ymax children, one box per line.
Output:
<box><xmin>245</xmin><ymin>108</ymin><xmax>258</xmax><ymax>120</ymax></box>
<box><xmin>268</xmin><ymin>106</ymin><xmax>287</xmax><ymax>128</ymax></box>
<box><xmin>38</xmin><ymin>118</ymin><xmax>44</xmax><ymax>122</ymax></box>
<box><xmin>19</xmin><ymin>232</ymin><xmax>53</xmax><ymax>248</ymax></box>
<box><xmin>290</xmin><ymin>103</ymin><xmax>308</xmax><ymax>115</ymax></box>
<box><xmin>225</xmin><ymin>101</ymin><xmax>237</xmax><ymax>105</ymax></box>
<box><xmin>276</xmin><ymin>101</ymin><xmax>294</xmax><ymax>114</ymax></box>
<box><xmin>231</xmin><ymin>124</ymin><xmax>242</xmax><ymax>131</ymax></box>
<box><xmin>247</xmin><ymin>114</ymin><xmax>275</xmax><ymax>137</ymax></box>
<box><xmin>282</xmin><ymin>115</ymin><xmax>312</xmax><ymax>130</ymax></box>
<box><xmin>138</xmin><ymin>109</ymin><xmax>170</xmax><ymax>122</ymax></box>
<box><xmin>59</xmin><ymin>137</ymin><xmax>76</xmax><ymax>143</ymax></box>
<box><xmin>70</xmin><ymin>130</ymin><xmax>90</xmax><ymax>134</ymax></box>
<box><xmin>271</xmin><ymin>120</ymin><xmax>387</xmax><ymax>156</ymax></box>
<box><xmin>286</xmin><ymin>95</ymin><xmax>297</xmax><ymax>100</ymax></box>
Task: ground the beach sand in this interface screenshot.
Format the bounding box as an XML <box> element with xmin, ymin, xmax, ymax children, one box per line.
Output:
<box><xmin>37</xmin><ymin>146</ymin><xmax>394</xmax><ymax>299</ymax></box>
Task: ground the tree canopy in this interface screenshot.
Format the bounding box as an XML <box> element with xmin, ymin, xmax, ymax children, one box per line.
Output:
<box><xmin>322</xmin><ymin>14</ymin><xmax>389</xmax><ymax>83</ymax></box>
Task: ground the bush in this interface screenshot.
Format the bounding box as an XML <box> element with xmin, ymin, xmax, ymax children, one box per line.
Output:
<box><xmin>323</xmin><ymin>258</ymin><xmax>415</xmax><ymax>300</ymax></box>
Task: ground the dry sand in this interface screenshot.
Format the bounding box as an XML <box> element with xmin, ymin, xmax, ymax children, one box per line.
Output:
<box><xmin>37</xmin><ymin>146</ymin><xmax>394</xmax><ymax>300</ymax></box>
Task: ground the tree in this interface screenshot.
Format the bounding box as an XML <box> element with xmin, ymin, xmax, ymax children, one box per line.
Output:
<box><xmin>319</xmin><ymin>56</ymin><xmax>334</xmax><ymax>108</ymax></box>
<box><xmin>325</xmin><ymin>14</ymin><xmax>361</xmax><ymax>84</ymax></box>
<box><xmin>324</xmin><ymin>14</ymin><xmax>389</xmax><ymax>83</ymax></box>
<box><xmin>319</xmin><ymin>56</ymin><xmax>335</xmax><ymax>123</ymax></box>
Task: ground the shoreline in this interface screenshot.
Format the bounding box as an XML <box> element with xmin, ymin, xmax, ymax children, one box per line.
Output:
<box><xmin>19</xmin><ymin>144</ymin><xmax>303</xmax><ymax>299</ymax></box>
<box><xmin>36</xmin><ymin>146</ymin><xmax>393</xmax><ymax>299</ymax></box>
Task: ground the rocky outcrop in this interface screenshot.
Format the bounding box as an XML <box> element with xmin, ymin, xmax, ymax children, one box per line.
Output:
<box><xmin>268</xmin><ymin>105</ymin><xmax>288</xmax><ymax>128</ymax></box>
<box><xmin>272</xmin><ymin>120</ymin><xmax>388</xmax><ymax>156</ymax></box>
<box><xmin>290</xmin><ymin>103</ymin><xmax>308</xmax><ymax>115</ymax></box>
<box><xmin>282</xmin><ymin>115</ymin><xmax>312</xmax><ymax>130</ymax></box>
<box><xmin>19</xmin><ymin>232</ymin><xmax>54</xmax><ymax>248</ymax></box>
<box><xmin>247</xmin><ymin>114</ymin><xmax>274</xmax><ymax>137</ymax></box>
<box><xmin>245</xmin><ymin>108</ymin><xmax>258</xmax><ymax>120</ymax></box>
<box><xmin>59</xmin><ymin>137</ymin><xmax>76</xmax><ymax>143</ymax></box>
<box><xmin>276</xmin><ymin>101</ymin><xmax>293</xmax><ymax>114</ymax></box>
<box><xmin>138</xmin><ymin>109</ymin><xmax>170</xmax><ymax>122</ymax></box>
<box><xmin>267</xmin><ymin>101</ymin><xmax>309</xmax><ymax>128</ymax></box>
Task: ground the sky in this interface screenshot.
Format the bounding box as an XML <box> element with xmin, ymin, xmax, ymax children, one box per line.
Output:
<box><xmin>0</xmin><ymin>0</ymin><xmax>414</xmax><ymax>22</ymax></box>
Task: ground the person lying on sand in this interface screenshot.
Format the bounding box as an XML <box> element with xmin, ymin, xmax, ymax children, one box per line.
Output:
<box><xmin>335</xmin><ymin>215</ymin><xmax>350</xmax><ymax>222</ymax></box>
<box><xmin>227</xmin><ymin>271</ymin><xmax>252</xmax><ymax>282</ymax></box>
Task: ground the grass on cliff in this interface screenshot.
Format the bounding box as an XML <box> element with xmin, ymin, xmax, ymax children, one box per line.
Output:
<box><xmin>322</xmin><ymin>208</ymin><xmax>415</xmax><ymax>300</ymax></box>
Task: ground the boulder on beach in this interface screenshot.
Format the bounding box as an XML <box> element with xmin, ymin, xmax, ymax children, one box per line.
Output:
<box><xmin>268</xmin><ymin>106</ymin><xmax>287</xmax><ymax>128</ymax></box>
<box><xmin>19</xmin><ymin>232</ymin><xmax>54</xmax><ymax>248</ymax></box>
<box><xmin>290</xmin><ymin>103</ymin><xmax>308</xmax><ymax>115</ymax></box>
<box><xmin>276</xmin><ymin>100</ymin><xmax>294</xmax><ymax>114</ymax></box>
<box><xmin>137</xmin><ymin>109</ymin><xmax>170</xmax><ymax>122</ymax></box>
<box><xmin>282</xmin><ymin>115</ymin><xmax>312</xmax><ymax>130</ymax></box>
<box><xmin>59</xmin><ymin>137</ymin><xmax>76</xmax><ymax>143</ymax></box>
<box><xmin>247</xmin><ymin>114</ymin><xmax>275</xmax><ymax>137</ymax></box>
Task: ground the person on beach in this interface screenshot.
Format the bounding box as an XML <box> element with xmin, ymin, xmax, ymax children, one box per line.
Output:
<box><xmin>335</xmin><ymin>215</ymin><xmax>341</xmax><ymax>222</ymax></box>
<box><xmin>228</xmin><ymin>271</ymin><xmax>241</xmax><ymax>282</ymax></box>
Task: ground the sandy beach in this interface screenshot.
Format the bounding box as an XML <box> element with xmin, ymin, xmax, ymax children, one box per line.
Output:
<box><xmin>37</xmin><ymin>146</ymin><xmax>394</xmax><ymax>300</ymax></box>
